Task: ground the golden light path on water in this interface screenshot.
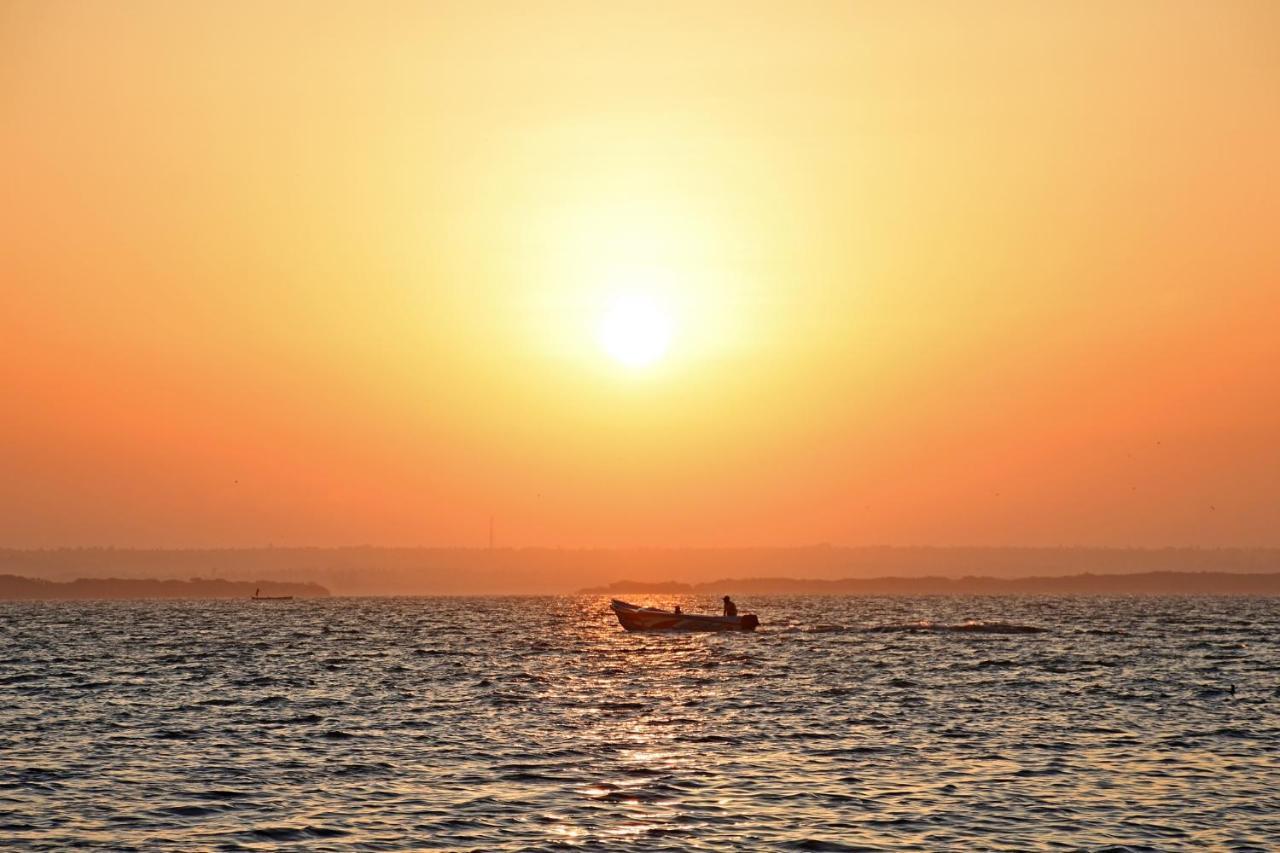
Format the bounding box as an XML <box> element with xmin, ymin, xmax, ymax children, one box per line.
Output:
<box><xmin>1</xmin><ymin>594</ymin><xmax>1277</xmax><ymax>849</ymax></box>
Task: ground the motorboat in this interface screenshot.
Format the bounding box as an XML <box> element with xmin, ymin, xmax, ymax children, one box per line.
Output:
<box><xmin>610</xmin><ymin>599</ymin><xmax>759</xmax><ymax>632</ymax></box>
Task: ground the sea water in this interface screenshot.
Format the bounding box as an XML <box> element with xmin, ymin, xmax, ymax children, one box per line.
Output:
<box><xmin>2</xmin><ymin>595</ymin><xmax>1278</xmax><ymax>850</ymax></box>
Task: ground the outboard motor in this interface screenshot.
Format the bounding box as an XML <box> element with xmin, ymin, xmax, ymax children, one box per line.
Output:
<box><xmin>740</xmin><ymin>614</ymin><xmax>760</xmax><ymax>632</ymax></box>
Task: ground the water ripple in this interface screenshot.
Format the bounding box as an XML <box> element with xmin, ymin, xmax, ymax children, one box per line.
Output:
<box><xmin>1</xmin><ymin>595</ymin><xmax>1278</xmax><ymax>849</ymax></box>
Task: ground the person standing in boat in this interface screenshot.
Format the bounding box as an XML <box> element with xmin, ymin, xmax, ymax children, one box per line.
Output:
<box><xmin>722</xmin><ymin>596</ymin><xmax>737</xmax><ymax>617</ymax></box>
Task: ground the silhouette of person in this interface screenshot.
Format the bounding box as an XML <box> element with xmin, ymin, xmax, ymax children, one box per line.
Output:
<box><xmin>723</xmin><ymin>596</ymin><xmax>737</xmax><ymax>617</ymax></box>
<box><xmin>674</xmin><ymin>605</ymin><xmax>682</xmax><ymax>615</ymax></box>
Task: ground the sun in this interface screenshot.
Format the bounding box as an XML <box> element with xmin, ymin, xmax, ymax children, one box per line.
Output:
<box><xmin>597</xmin><ymin>292</ymin><xmax>673</xmax><ymax>368</ymax></box>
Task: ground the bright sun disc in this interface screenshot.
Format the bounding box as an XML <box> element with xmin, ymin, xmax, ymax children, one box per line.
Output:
<box><xmin>597</xmin><ymin>293</ymin><xmax>672</xmax><ymax>368</ymax></box>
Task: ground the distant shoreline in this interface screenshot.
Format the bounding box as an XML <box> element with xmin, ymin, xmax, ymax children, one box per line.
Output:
<box><xmin>582</xmin><ymin>571</ymin><xmax>1280</xmax><ymax>596</ymax></box>
<box><xmin>2</xmin><ymin>571</ymin><xmax>1277</xmax><ymax>598</ymax></box>
<box><xmin>0</xmin><ymin>575</ymin><xmax>329</xmax><ymax>601</ymax></box>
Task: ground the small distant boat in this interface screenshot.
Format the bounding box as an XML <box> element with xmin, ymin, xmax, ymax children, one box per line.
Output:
<box><xmin>611</xmin><ymin>599</ymin><xmax>759</xmax><ymax>632</ymax></box>
<box><xmin>251</xmin><ymin>588</ymin><xmax>293</xmax><ymax>601</ymax></box>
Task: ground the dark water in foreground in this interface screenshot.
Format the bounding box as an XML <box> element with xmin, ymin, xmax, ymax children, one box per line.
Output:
<box><xmin>2</xmin><ymin>596</ymin><xmax>1278</xmax><ymax>851</ymax></box>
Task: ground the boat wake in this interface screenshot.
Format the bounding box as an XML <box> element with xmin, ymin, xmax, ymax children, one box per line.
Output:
<box><xmin>866</xmin><ymin>620</ymin><xmax>1047</xmax><ymax>635</ymax></box>
<box><xmin>780</xmin><ymin>620</ymin><xmax>1048</xmax><ymax>635</ymax></box>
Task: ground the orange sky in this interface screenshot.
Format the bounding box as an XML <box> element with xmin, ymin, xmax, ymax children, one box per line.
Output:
<box><xmin>3</xmin><ymin>1</ymin><xmax>1278</xmax><ymax>548</ymax></box>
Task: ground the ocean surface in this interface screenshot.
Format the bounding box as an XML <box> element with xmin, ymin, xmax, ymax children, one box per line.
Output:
<box><xmin>2</xmin><ymin>595</ymin><xmax>1278</xmax><ymax>851</ymax></box>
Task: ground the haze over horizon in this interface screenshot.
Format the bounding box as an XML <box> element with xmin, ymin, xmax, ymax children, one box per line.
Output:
<box><xmin>5</xmin><ymin>2</ymin><xmax>1279</xmax><ymax>550</ymax></box>
<box><xmin>3</xmin><ymin>545</ymin><xmax>1278</xmax><ymax>598</ymax></box>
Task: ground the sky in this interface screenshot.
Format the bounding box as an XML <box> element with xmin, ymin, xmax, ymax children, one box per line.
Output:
<box><xmin>2</xmin><ymin>1</ymin><xmax>1278</xmax><ymax>549</ymax></box>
